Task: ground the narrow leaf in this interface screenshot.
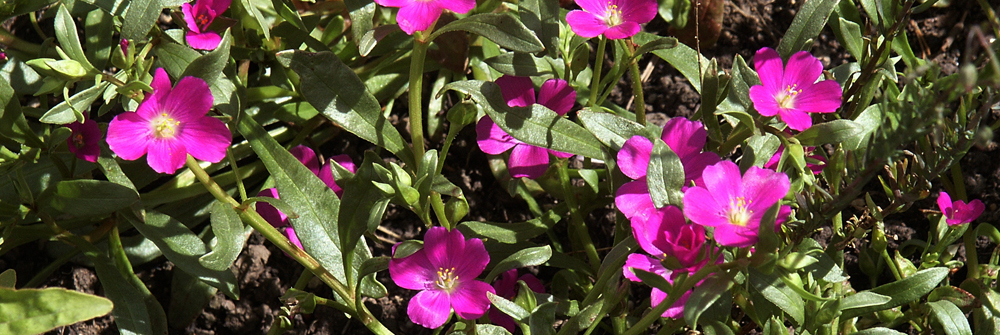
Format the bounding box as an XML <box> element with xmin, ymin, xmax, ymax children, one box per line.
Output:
<box><xmin>485</xmin><ymin>246</ymin><xmax>552</xmax><ymax>282</ymax></box>
<box><xmin>199</xmin><ymin>201</ymin><xmax>245</xmax><ymax>271</ymax></box>
<box><xmin>430</xmin><ymin>13</ymin><xmax>544</xmax><ymax>53</ymax></box>
<box><xmin>647</xmin><ymin>139</ymin><xmax>685</xmax><ymax>208</ymax></box>
<box><xmin>776</xmin><ymin>0</ymin><xmax>838</xmax><ymax>58</ymax></box>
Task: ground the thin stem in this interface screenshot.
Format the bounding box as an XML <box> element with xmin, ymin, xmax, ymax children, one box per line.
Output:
<box><xmin>964</xmin><ymin>224</ymin><xmax>980</xmax><ymax>280</ymax></box>
<box><xmin>624</xmin><ymin>39</ymin><xmax>646</xmax><ymax>125</ymax></box>
<box><xmin>0</xmin><ymin>28</ymin><xmax>51</xmax><ymax>57</ymax></box>
<box><xmin>588</xmin><ymin>37</ymin><xmax>608</xmax><ymax>108</ymax></box>
<box><xmin>409</xmin><ymin>39</ymin><xmax>430</xmax><ymax>167</ymax></box>
<box><xmin>558</xmin><ymin>160</ymin><xmax>601</xmax><ymax>273</ymax></box>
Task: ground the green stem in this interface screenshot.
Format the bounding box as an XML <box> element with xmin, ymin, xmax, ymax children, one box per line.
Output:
<box><xmin>183</xmin><ymin>157</ymin><xmax>395</xmax><ymax>335</ymax></box>
<box><xmin>558</xmin><ymin>161</ymin><xmax>601</xmax><ymax>273</ymax></box>
<box><xmin>0</xmin><ymin>28</ymin><xmax>52</xmax><ymax>57</ymax></box>
<box><xmin>880</xmin><ymin>249</ymin><xmax>903</xmax><ymax>281</ymax></box>
<box><xmin>624</xmin><ymin>39</ymin><xmax>645</xmax><ymax>125</ymax></box>
<box><xmin>588</xmin><ymin>37</ymin><xmax>608</xmax><ymax>108</ymax></box>
<box><xmin>409</xmin><ymin>39</ymin><xmax>430</xmax><ymax>167</ymax></box>
<box><xmin>964</xmin><ymin>224</ymin><xmax>981</xmax><ymax>280</ymax></box>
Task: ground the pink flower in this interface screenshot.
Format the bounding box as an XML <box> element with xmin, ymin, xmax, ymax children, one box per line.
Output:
<box><xmin>566</xmin><ymin>0</ymin><xmax>657</xmax><ymax>39</ymax></box>
<box><xmin>255</xmin><ymin>145</ymin><xmax>357</xmax><ymax>249</ymax></box>
<box><xmin>107</xmin><ymin>68</ymin><xmax>230</xmax><ymax>174</ymax></box>
<box><xmin>182</xmin><ymin>0</ymin><xmax>231</xmax><ymax>50</ymax></box>
<box><xmin>749</xmin><ymin>47</ymin><xmax>842</xmax><ymax>131</ymax></box>
<box><xmin>66</xmin><ymin>118</ymin><xmax>102</xmax><ymax>163</ymax></box>
<box><xmin>682</xmin><ymin>161</ymin><xmax>790</xmax><ymax>247</ymax></box>
<box><xmin>614</xmin><ymin>118</ymin><xmax>720</xmax><ymax>219</ymax></box>
<box><xmin>763</xmin><ymin>145</ymin><xmax>826</xmax><ymax>175</ymax></box>
<box><xmin>630</xmin><ymin>206</ymin><xmax>707</xmax><ymax>269</ymax></box>
<box><xmin>373</xmin><ymin>0</ymin><xmax>475</xmax><ymax>35</ymax></box>
<box><xmin>937</xmin><ymin>191</ymin><xmax>985</xmax><ymax>226</ymax></box>
<box><xmin>390</xmin><ymin>227</ymin><xmax>494</xmax><ymax>329</ymax></box>
<box><xmin>489</xmin><ymin>269</ymin><xmax>545</xmax><ymax>333</ymax></box>
<box><xmin>476</xmin><ymin>76</ymin><xmax>576</xmax><ymax>179</ymax></box>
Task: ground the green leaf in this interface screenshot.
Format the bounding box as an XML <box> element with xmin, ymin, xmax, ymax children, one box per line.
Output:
<box><xmin>55</xmin><ymin>4</ymin><xmax>96</xmax><ymax>72</ymax></box>
<box><xmin>577</xmin><ymin>108</ymin><xmax>654</xmax><ymax>151</ymax></box>
<box><xmin>41</xmin><ymin>180</ymin><xmax>139</xmax><ymax>218</ymax></box>
<box><xmin>849</xmin><ymin>328</ymin><xmax>906</xmax><ymax>335</ymax></box>
<box><xmin>337</xmin><ymin>153</ymin><xmax>392</xmax><ymax>264</ymax></box>
<box><xmin>442</xmin><ymin>80</ymin><xmax>605</xmax><ymax>160</ymax></box>
<box><xmin>456</xmin><ymin>210</ymin><xmax>561</xmax><ymax>244</ymax></box>
<box><xmin>199</xmin><ymin>201</ymin><xmax>245</xmax><ymax>271</ymax></box>
<box><xmin>748</xmin><ymin>267</ymin><xmax>805</xmax><ymax>325</ymax></box>
<box><xmin>834</xmin><ymin>17</ymin><xmax>864</xmax><ymax>60</ymax></box>
<box><xmin>795</xmin><ymin>120</ymin><xmax>864</xmax><ymax>147</ymax></box>
<box><xmin>928</xmin><ymin>286</ymin><xmax>978</xmax><ymax>309</ymax></box>
<box><xmin>0</xmin><ymin>270</ymin><xmax>13</xmax><ymax>288</ymax></box>
<box><xmin>344</xmin><ymin>0</ymin><xmax>375</xmax><ymax>50</ymax></box>
<box><xmin>430</xmin><ymin>13</ymin><xmax>544</xmax><ymax>53</ymax></box>
<box><xmin>631</xmin><ymin>36</ymin><xmax>678</xmax><ymax>60</ymax></box>
<box><xmin>123</xmin><ymin>0</ymin><xmax>164</xmax><ymax>41</ymax></box>
<box><xmin>0</xmin><ymin>287</ymin><xmax>113</xmax><ymax>335</ymax></box>
<box><xmin>529</xmin><ymin>302</ymin><xmax>558</xmax><ymax>335</ymax></box>
<box><xmin>238</xmin><ymin>0</ymin><xmax>271</xmax><ymax>40</ymax></box>
<box><xmin>155</xmin><ymin>42</ymin><xmax>201</xmax><ymax>79</ymax></box>
<box><xmin>87</xmin><ymin>248</ymin><xmax>163</xmax><ymax>335</ymax></box>
<box><xmin>488</xmin><ymin>292</ymin><xmax>530</xmax><ymax>322</ymax></box>
<box><xmin>776</xmin><ymin>0</ymin><xmax>838</xmax><ymax>58</ymax></box>
<box><xmin>647</xmin><ymin>139</ymin><xmax>685</xmax><ymax>208</ymax></box>
<box><xmin>556</xmin><ymin>299</ymin><xmax>604</xmax><ymax>335</ymax></box>
<box><xmin>40</xmin><ymin>82</ymin><xmax>109</xmax><ymax>125</ymax></box>
<box><xmin>278</xmin><ymin>50</ymin><xmax>414</xmax><ymax>166</ymax></box>
<box><xmin>684</xmin><ymin>269</ymin><xmax>736</xmax><ymax>326</ymax></box>
<box><xmin>0</xmin><ymin>0</ymin><xmax>59</xmax><ymax>22</ymax></box>
<box><xmin>518</xmin><ymin>0</ymin><xmax>559</xmax><ymax>56</ymax></box>
<box><xmin>485</xmin><ymin>246</ymin><xmax>552</xmax><ymax>282</ymax></box>
<box><xmin>85</xmin><ymin>9</ymin><xmax>114</xmax><ymax>70</ymax></box>
<box><xmin>181</xmin><ymin>30</ymin><xmax>237</xmax><ymax>116</ymax></box>
<box><xmin>168</xmin><ymin>269</ymin><xmax>216</xmax><ymax>328</ymax></box>
<box><xmin>928</xmin><ymin>300</ymin><xmax>973</xmax><ymax>335</ymax></box>
<box><xmin>634</xmin><ymin>32</ymin><xmax>710</xmax><ymax>93</ymax></box>
<box><xmin>840</xmin><ymin>267</ymin><xmax>949</xmax><ymax>319</ymax></box>
<box><xmin>484</xmin><ymin>52</ymin><xmax>557</xmax><ymax>77</ymax></box>
<box><xmin>120</xmin><ymin>210</ymin><xmax>240</xmax><ymax>298</ymax></box>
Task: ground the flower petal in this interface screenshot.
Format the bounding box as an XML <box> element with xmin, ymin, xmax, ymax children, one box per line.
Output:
<box><xmin>518</xmin><ymin>274</ymin><xmax>545</xmax><ymax>293</ymax></box>
<box><xmin>397</xmin><ymin>2</ymin><xmax>443</xmax><ymax>35</ymax></box>
<box><xmin>536</xmin><ymin>79</ymin><xmax>576</xmax><ymax>115</ymax></box>
<box><xmin>146</xmin><ymin>138</ymin><xmax>188</xmax><ymax>174</ymax></box>
<box><xmin>682</xmin><ymin>151</ymin><xmax>721</xmax><ymax>188</ymax></box>
<box><xmin>618</xmin><ymin>0</ymin><xmax>658</xmax><ymax>25</ymax></box>
<box><xmin>452</xmin><ymin>280</ymin><xmax>495</xmax><ymax>320</ymax></box>
<box><xmin>937</xmin><ymin>192</ymin><xmax>953</xmax><ymax>214</ymax></box>
<box><xmin>508</xmin><ymin>144</ymin><xmax>550</xmax><ymax>179</ymax></box>
<box><xmin>603</xmin><ymin>22</ymin><xmax>641</xmax><ymax>39</ymax></box>
<box><xmin>435</xmin><ymin>0</ymin><xmax>475</xmax><ymax>14</ymax></box>
<box><xmin>187</xmin><ymin>31</ymin><xmax>222</xmax><ymax>50</ymax></box>
<box><xmin>205</xmin><ymin>0</ymin><xmax>232</xmax><ymax>19</ymax></box>
<box><xmin>783</xmin><ymin>51</ymin><xmax>823</xmax><ymax>88</ymax></box>
<box><xmin>285</xmin><ymin>226</ymin><xmax>303</xmax><ymax>250</ymax></box>
<box><xmin>702</xmin><ymin>161</ymin><xmax>743</xmax><ymax>206</ymax></box>
<box><xmin>661</xmin><ymin>118</ymin><xmax>706</xmax><ymax>159</ymax></box>
<box><xmin>575</xmin><ymin>0</ymin><xmax>609</xmax><ymax>13</ymax></box>
<box><xmin>177</xmin><ymin>116</ymin><xmax>230</xmax><ymax>163</ymax></box>
<box><xmin>741</xmin><ymin>166</ymin><xmax>790</xmax><ymax>215</ymax></box>
<box><xmin>778</xmin><ymin>108</ymin><xmax>813</xmax><ymax>131</ymax></box>
<box><xmin>566</xmin><ymin>10</ymin><xmax>608</xmax><ymax>39</ymax></box>
<box><xmin>389</xmin><ymin>248</ymin><xmax>437</xmax><ymax>290</ymax></box>
<box><xmin>622</xmin><ymin>253</ymin><xmax>667</xmax><ymax>282</ymax></box>
<box><xmin>408</xmin><ymin>290</ymin><xmax>453</xmax><ymax>329</ymax></box>
<box><xmin>489</xmin><ymin>307</ymin><xmax>517</xmax><ymax>333</ymax></box>
<box><xmin>710</xmin><ymin>222</ymin><xmax>757</xmax><ymax>247</ymax></box>
<box><xmin>749</xmin><ymin>85</ymin><xmax>781</xmax><ymax>117</ymax></box>
<box><xmin>149</xmin><ymin>68</ymin><xmax>173</xmax><ymax>108</ymax></box>
<box><xmin>423</xmin><ymin>227</ymin><xmax>466</xmax><ymax>270</ymax></box>
<box><xmin>476</xmin><ymin>117</ymin><xmax>518</xmax><ymax>155</ymax></box>
<box><xmin>794</xmin><ymin>80</ymin><xmax>842</xmax><ymax>113</ymax></box>
<box><xmin>163</xmin><ymin>76</ymin><xmax>214</xmax><ymax>121</ymax></box>
<box><xmin>753</xmin><ymin>47</ymin><xmax>783</xmax><ymax>92</ymax></box>
<box><xmin>495</xmin><ymin>76</ymin><xmax>536</xmax><ymax>107</ymax></box>
<box><xmin>619</xmin><ymin>135</ymin><xmax>653</xmax><ymax>179</ymax></box>
<box><xmin>255</xmin><ymin>189</ymin><xmax>288</xmax><ymax>228</ymax></box>
<box><xmin>451</xmin><ymin>236</ymin><xmax>489</xmax><ymax>280</ymax></box>
<box><xmin>615</xmin><ymin>179</ymin><xmax>654</xmax><ymax>219</ymax></box>
<box><xmin>682</xmin><ymin>186</ymin><xmax>726</xmax><ymax>228</ymax></box>
<box><xmin>290</xmin><ymin>145</ymin><xmax>321</xmax><ymax>176</ymax></box>
<box><xmin>181</xmin><ymin>4</ymin><xmax>202</xmax><ymax>34</ymax></box>
<box><xmin>107</xmin><ymin>112</ymin><xmax>151</xmax><ymax>160</ymax></box>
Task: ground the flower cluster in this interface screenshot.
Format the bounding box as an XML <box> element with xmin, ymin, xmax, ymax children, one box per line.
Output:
<box><xmin>182</xmin><ymin>0</ymin><xmax>231</xmax><ymax>50</ymax></box>
<box><xmin>937</xmin><ymin>191</ymin><xmax>985</xmax><ymax>226</ymax></box>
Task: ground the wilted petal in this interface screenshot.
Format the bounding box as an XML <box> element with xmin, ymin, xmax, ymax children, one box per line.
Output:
<box><xmin>408</xmin><ymin>290</ymin><xmax>452</xmax><ymax>329</ymax></box>
<box><xmin>451</xmin><ymin>280</ymin><xmax>495</xmax><ymax>320</ymax></box>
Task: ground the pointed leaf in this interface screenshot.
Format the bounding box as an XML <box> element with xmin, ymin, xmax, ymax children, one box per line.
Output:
<box><xmin>0</xmin><ymin>287</ymin><xmax>113</xmax><ymax>335</ymax></box>
<box><xmin>199</xmin><ymin>201</ymin><xmax>245</xmax><ymax>271</ymax></box>
<box><xmin>485</xmin><ymin>246</ymin><xmax>552</xmax><ymax>282</ymax></box>
<box><xmin>776</xmin><ymin>0</ymin><xmax>838</xmax><ymax>58</ymax></box>
<box><xmin>430</xmin><ymin>13</ymin><xmax>543</xmax><ymax>53</ymax></box>
<box><xmin>647</xmin><ymin>139</ymin><xmax>685</xmax><ymax>208</ymax></box>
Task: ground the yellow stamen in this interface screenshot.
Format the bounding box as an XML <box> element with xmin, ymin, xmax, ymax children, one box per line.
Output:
<box><xmin>605</xmin><ymin>2</ymin><xmax>623</xmax><ymax>27</ymax></box>
<box><xmin>435</xmin><ymin>267</ymin><xmax>459</xmax><ymax>292</ymax></box>
<box><xmin>776</xmin><ymin>84</ymin><xmax>802</xmax><ymax>109</ymax></box>
<box><xmin>727</xmin><ymin>196</ymin><xmax>752</xmax><ymax>227</ymax></box>
<box><xmin>152</xmin><ymin>113</ymin><xmax>181</xmax><ymax>139</ymax></box>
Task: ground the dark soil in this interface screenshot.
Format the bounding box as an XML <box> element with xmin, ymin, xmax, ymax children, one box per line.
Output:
<box><xmin>1</xmin><ymin>0</ymin><xmax>995</xmax><ymax>334</ymax></box>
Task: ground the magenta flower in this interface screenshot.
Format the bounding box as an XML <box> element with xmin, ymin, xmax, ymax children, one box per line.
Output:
<box><xmin>489</xmin><ymin>269</ymin><xmax>545</xmax><ymax>333</ymax></box>
<box><xmin>390</xmin><ymin>227</ymin><xmax>494</xmax><ymax>329</ymax></box>
<box><xmin>182</xmin><ymin>0</ymin><xmax>232</xmax><ymax>50</ymax></box>
<box><xmin>614</xmin><ymin>117</ymin><xmax>720</xmax><ymax>219</ymax></box>
<box><xmin>763</xmin><ymin>145</ymin><xmax>826</xmax><ymax>175</ymax></box>
<box><xmin>107</xmin><ymin>68</ymin><xmax>230</xmax><ymax>174</ymax></box>
<box><xmin>682</xmin><ymin>161</ymin><xmax>790</xmax><ymax>247</ymax></box>
<box><xmin>373</xmin><ymin>0</ymin><xmax>475</xmax><ymax>35</ymax></box>
<box><xmin>65</xmin><ymin>118</ymin><xmax>102</xmax><ymax>163</ymax></box>
<box><xmin>749</xmin><ymin>47</ymin><xmax>842</xmax><ymax>131</ymax></box>
<box><xmin>255</xmin><ymin>146</ymin><xmax>357</xmax><ymax>249</ymax></box>
<box><xmin>937</xmin><ymin>191</ymin><xmax>985</xmax><ymax>226</ymax></box>
<box><xmin>566</xmin><ymin>0</ymin><xmax>657</xmax><ymax>39</ymax></box>
<box><xmin>476</xmin><ymin>76</ymin><xmax>576</xmax><ymax>179</ymax></box>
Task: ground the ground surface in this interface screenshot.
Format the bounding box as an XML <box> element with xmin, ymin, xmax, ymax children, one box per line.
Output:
<box><xmin>0</xmin><ymin>0</ymin><xmax>995</xmax><ymax>334</ymax></box>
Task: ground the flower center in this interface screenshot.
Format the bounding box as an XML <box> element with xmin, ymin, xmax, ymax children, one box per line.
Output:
<box><xmin>196</xmin><ymin>13</ymin><xmax>211</xmax><ymax>29</ymax></box>
<box><xmin>727</xmin><ymin>196</ymin><xmax>752</xmax><ymax>227</ymax></box>
<box><xmin>776</xmin><ymin>84</ymin><xmax>802</xmax><ymax>109</ymax></box>
<box><xmin>152</xmin><ymin>113</ymin><xmax>181</xmax><ymax>139</ymax></box>
<box><xmin>72</xmin><ymin>133</ymin><xmax>86</xmax><ymax>148</ymax></box>
<box><xmin>605</xmin><ymin>2</ymin><xmax>623</xmax><ymax>27</ymax></box>
<box><xmin>435</xmin><ymin>267</ymin><xmax>459</xmax><ymax>292</ymax></box>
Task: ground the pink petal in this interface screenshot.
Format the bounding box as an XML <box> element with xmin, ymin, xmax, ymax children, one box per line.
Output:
<box><xmin>794</xmin><ymin>80</ymin><xmax>842</xmax><ymax>113</ymax></box>
<box><xmin>66</xmin><ymin>119</ymin><xmax>102</xmax><ymax>163</ymax></box>
<box><xmin>763</xmin><ymin>146</ymin><xmax>785</xmax><ymax>170</ymax></box>
<box><xmin>632</xmin><ymin>206</ymin><xmax>687</xmax><ymax>257</ymax></box>
<box><xmin>476</xmin><ymin>117</ymin><xmax>518</xmax><ymax>155</ymax></box>
<box><xmin>701</xmin><ymin>161</ymin><xmax>743</xmax><ymax>207</ymax></box>
<box><xmin>389</xmin><ymin>248</ymin><xmax>437</xmax><ymax>290</ymax></box>
<box><xmin>163</xmin><ymin>76</ymin><xmax>213</xmax><ymax>121</ymax></box>
<box><xmin>682</xmin><ymin>152</ymin><xmax>721</xmax><ymax>188</ymax></box>
<box><xmin>508</xmin><ymin>144</ymin><xmax>550</xmax><ymax>179</ymax></box>
<box><xmin>423</xmin><ymin>227</ymin><xmax>466</xmax><ymax>270</ymax></box>
<box><xmin>614</xmin><ymin>179</ymin><xmax>654</xmax><ymax>219</ymax></box>
<box><xmin>408</xmin><ymin>290</ymin><xmax>452</xmax><ymax>328</ymax></box>
<box><xmin>661</xmin><ymin>118</ymin><xmax>707</xmax><ymax>160</ymax></box>
<box><xmin>661</xmin><ymin>289</ymin><xmax>690</xmax><ymax>318</ymax></box>
<box><xmin>177</xmin><ymin>115</ymin><xmax>230</xmax><ymax>163</ymax></box>
<box><xmin>489</xmin><ymin>307</ymin><xmax>517</xmax><ymax>333</ymax></box>
<box><xmin>187</xmin><ymin>31</ymin><xmax>222</xmax><ymax>50</ymax></box>
<box><xmin>255</xmin><ymin>188</ymin><xmax>288</xmax><ymax>228</ymax></box>
<box><xmin>618</xmin><ymin>135</ymin><xmax>653</xmax><ymax>180</ymax></box>
<box><xmin>618</xmin><ymin>0</ymin><xmax>658</xmax><ymax>25</ymax></box>
<box><xmin>937</xmin><ymin>192</ymin><xmax>953</xmax><ymax>214</ymax></box>
<box><xmin>741</xmin><ymin>166</ymin><xmax>790</xmax><ymax>215</ymax></box>
<box><xmin>548</xmin><ymin>149</ymin><xmax>574</xmax><ymax>159</ymax></box>
<box><xmin>518</xmin><ymin>274</ymin><xmax>545</xmax><ymax>293</ymax></box>
<box><xmin>435</xmin><ymin>0</ymin><xmax>475</xmax><ymax>14</ymax></box>
<box><xmin>284</xmin><ymin>226</ymin><xmax>303</xmax><ymax>250</ymax></box>
<box><xmin>495</xmin><ymin>76</ymin><xmax>536</xmax><ymax>107</ymax></box>
<box><xmin>318</xmin><ymin>163</ymin><xmax>341</xmax><ymax>196</ymax></box>
<box><xmin>149</xmin><ymin>68</ymin><xmax>173</xmax><ymax>107</ymax></box>
<box><xmin>289</xmin><ymin>145</ymin><xmax>321</xmax><ymax>176</ymax></box>
<box><xmin>331</xmin><ymin>154</ymin><xmax>357</xmax><ymax>173</ymax></box>
<box><xmin>603</xmin><ymin>22</ymin><xmax>641</xmax><ymax>40</ymax></box>
<box><xmin>492</xmin><ymin>270</ymin><xmax>519</xmax><ymax>298</ymax></box>
<box><xmin>783</xmin><ymin>51</ymin><xmax>823</xmax><ymax>88</ymax></box>
<box><xmin>451</xmin><ymin>280</ymin><xmax>495</xmax><ymax>320</ymax></box>
<box><xmin>622</xmin><ymin>253</ymin><xmax>667</xmax><ymax>282</ymax></box>
<box><xmin>710</xmin><ymin>222</ymin><xmax>757</xmax><ymax>247</ymax></box>
<box><xmin>566</xmin><ymin>10</ymin><xmax>608</xmax><ymax>39</ymax></box>
<box><xmin>753</xmin><ymin>47</ymin><xmax>783</xmax><ymax>92</ymax></box>
<box><xmin>536</xmin><ymin>79</ymin><xmax>576</xmax><ymax>115</ymax></box>
<box><xmin>451</xmin><ymin>237</ymin><xmax>489</xmax><ymax>280</ymax></box>
<box><xmin>778</xmin><ymin>108</ymin><xmax>813</xmax><ymax>131</ymax></box>
<box><xmin>181</xmin><ymin>4</ymin><xmax>202</xmax><ymax>34</ymax></box>
<box><xmin>106</xmin><ymin>112</ymin><xmax>151</xmax><ymax>161</ymax></box>
<box><xmin>397</xmin><ymin>2</ymin><xmax>443</xmax><ymax>35</ymax></box>
<box><xmin>575</xmin><ymin>0</ymin><xmax>609</xmax><ymax>13</ymax></box>
<box><xmin>204</xmin><ymin>0</ymin><xmax>232</xmax><ymax>19</ymax></box>
<box><xmin>146</xmin><ymin>138</ymin><xmax>188</xmax><ymax>174</ymax></box>
<box><xmin>749</xmin><ymin>85</ymin><xmax>781</xmax><ymax>117</ymax></box>
<box><xmin>682</xmin><ymin>186</ymin><xmax>726</xmax><ymax>228</ymax></box>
